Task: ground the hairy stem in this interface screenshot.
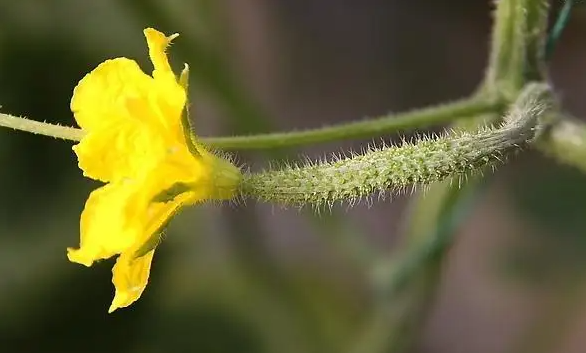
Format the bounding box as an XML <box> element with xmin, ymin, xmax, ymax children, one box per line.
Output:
<box><xmin>241</xmin><ymin>83</ymin><xmax>552</xmax><ymax>207</ymax></box>
<box><xmin>204</xmin><ymin>98</ymin><xmax>498</xmax><ymax>149</ymax></box>
<box><xmin>0</xmin><ymin>98</ymin><xmax>498</xmax><ymax>150</ymax></box>
<box><xmin>524</xmin><ymin>0</ymin><xmax>550</xmax><ymax>81</ymax></box>
<box><xmin>0</xmin><ymin>113</ymin><xmax>83</xmax><ymax>141</ymax></box>
<box><xmin>485</xmin><ymin>0</ymin><xmax>526</xmax><ymax>96</ymax></box>
<box><xmin>484</xmin><ymin>0</ymin><xmax>550</xmax><ymax>97</ymax></box>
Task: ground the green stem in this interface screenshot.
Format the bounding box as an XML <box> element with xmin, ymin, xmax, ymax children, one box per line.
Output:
<box><xmin>204</xmin><ymin>98</ymin><xmax>498</xmax><ymax>149</ymax></box>
<box><xmin>524</xmin><ymin>0</ymin><xmax>550</xmax><ymax>81</ymax></box>
<box><xmin>0</xmin><ymin>98</ymin><xmax>498</xmax><ymax>149</ymax></box>
<box><xmin>537</xmin><ymin>118</ymin><xmax>586</xmax><ymax>173</ymax></box>
<box><xmin>484</xmin><ymin>0</ymin><xmax>526</xmax><ymax>96</ymax></box>
<box><xmin>0</xmin><ymin>113</ymin><xmax>83</xmax><ymax>141</ymax></box>
<box><xmin>545</xmin><ymin>0</ymin><xmax>573</xmax><ymax>61</ymax></box>
<box><xmin>241</xmin><ymin>83</ymin><xmax>552</xmax><ymax>207</ymax></box>
<box><xmin>483</xmin><ymin>0</ymin><xmax>550</xmax><ymax>97</ymax></box>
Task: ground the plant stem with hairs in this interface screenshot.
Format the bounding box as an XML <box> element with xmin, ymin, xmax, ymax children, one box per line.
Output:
<box><xmin>240</xmin><ymin>83</ymin><xmax>553</xmax><ymax>207</ymax></box>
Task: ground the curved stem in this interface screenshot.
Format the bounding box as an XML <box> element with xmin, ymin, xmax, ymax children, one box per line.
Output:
<box><xmin>204</xmin><ymin>98</ymin><xmax>498</xmax><ymax>149</ymax></box>
<box><xmin>241</xmin><ymin>83</ymin><xmax>552</xmax><ymax>207</ymax></box>
<box><xmin>0</xmin><ymin>98</ymin><xmax>498</xmax><ymax>149</ymax></box>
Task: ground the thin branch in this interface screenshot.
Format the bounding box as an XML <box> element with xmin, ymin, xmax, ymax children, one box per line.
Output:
<box><xmin>203</xmin><ymin>98</ymin><xmax>498</xmax><ymax>149</ymax></box>
<box><xmin>0</xmin><ymin>113</ymin><xmax>83</xmax><ymax>141</ymax></box>
<box><xmin>545</xmin><ymin>0</ymin><xmax>574</xmax><ymax>61</ymax></box>
<box><xmin>0</xmin><ymin>97</ymin><xmax>499</xmax><ymax>149</ymax></box>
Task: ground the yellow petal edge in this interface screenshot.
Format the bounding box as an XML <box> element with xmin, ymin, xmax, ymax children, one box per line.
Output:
<box><xmin>67</xmin><ymin>28</ymin><xmax>241</xmax><ymax>313</ymax></box>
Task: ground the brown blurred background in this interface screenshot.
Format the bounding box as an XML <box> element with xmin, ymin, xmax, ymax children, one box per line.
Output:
<box><xmin>1</xmin><ymin>1</ymin><xmax>586</xmax><ymax>352</ymax></box>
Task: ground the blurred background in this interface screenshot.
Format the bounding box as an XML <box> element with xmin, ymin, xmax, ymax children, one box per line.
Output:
<box><xmin>1</xmin><ymin>1</ymin><xmax>586</xmax><ymax>352</ymax></box>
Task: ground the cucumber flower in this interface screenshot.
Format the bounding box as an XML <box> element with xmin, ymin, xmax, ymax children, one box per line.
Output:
<box><xmin>66</xmin><ymin>28</ymin><xmax>241</xmax><ymax>313</ymax></box>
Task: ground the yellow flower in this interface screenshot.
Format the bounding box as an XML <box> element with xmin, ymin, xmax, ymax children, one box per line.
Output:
<box><xmin>67</xmin><ymin>28</ymin><xmax>241</xmax><ymax>313</ymax></box>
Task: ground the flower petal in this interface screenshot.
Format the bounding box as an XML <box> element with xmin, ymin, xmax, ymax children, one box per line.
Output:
<box><xmin>71</xmin><ymin>58</ymin><xmax>153</xmax><ymax>132</ymax></box>
<box><xmin>73</xmin><ymin>122</ymin><xmax>164</xmax><ymax>182</ymax></box>
<box><xmin>70</xmin><ymin>57</ymin><xmax>171</xmax><ymax>182</ymax></box>
<box><xmin>67</xmin><ymin>182</ymin><xmax>141</xmax><ymax>267</ymax></box>
<box><xmin>109</xmin><ymin>250</ymin><xmax>155</xmax><ymax>313</ymax></box>
<box><xmin>143</xmin><ymin>28</ymin><xmax>187</xmax><ymax>137</ymax></box>
<box><xmin>132</xmin><ymin>196</ymin><xmax>187</xmax><ymax>259</ymax></box>
<box><xmin>144</xmin><ymin>28</ymin><xmax>179</xmax><ymax>82</ymax></box>
<box><xmin>108</xmin><ymin>196</ymin><xmax>186</xmax><ymax>313</ymax></box>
